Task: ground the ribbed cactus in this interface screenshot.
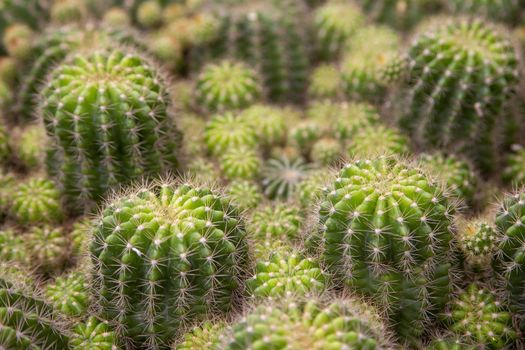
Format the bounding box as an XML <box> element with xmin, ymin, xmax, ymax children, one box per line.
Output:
<box><xmin>136</xmin><ymin>0</ymin><xmax>162</xmax><ymax>28</ymax></box>
<box><xmin>420</xmin><ymin>153</ymin><xmax>477</xmax><ymax>206</ymax></box>
<box><xmin>427</xmin><ymin>338</ymin><xmax>475</xmax><ymax>350</ymax></box>
<box><xmin>3</xmin><ymin>23</ymin><xmax>33</xmax><ymax>60</ymax></box>
<box><xmin>10</xmin><ymin>177</ymin><xmax>63</xmax><ymax>225</ymax></box>
<box><xmin>195</xmin><ymin>0</ymin><xmax>311</xmax><ymax>103</ymax></box>
<box><xmin>357</xmin><ymin>0</ymin><xmax>441</xmax><ymax>30</ymax></box>
<box><xmin>90</xmin><ymin>182</ymin><xmax>250</xmax><ymax>349</ymax></box>
<box><xmin>247</xmin><ymin>250</ymin><xmax>326</xmax><ymax>298</ymax></box>
<box><xmin>71</xmin><ymin>316</ymin><xmax>120</xmax><ymax>350</ymax></box>
<box><xmin>442</xmin><ymin>284</ymin><xmax>516</xmax><ymax>348</ymax></box>
<box><xmin>12</xmin><ymin>124</ymin><xmax>46</xmax><ymax>169</ymax></box>
<box><xmin>0</xmin><ymin>273</ymin><xmax>69</xmax><ymax>349</ymax></box>
<box><xmin>0</xmin><ymin>228</ymin><xmax>27</xmax><ymax>263</ymax></box>
<box><xmin>346</xmin><ymin>124</ymin><xmax>410</xmax><ymax>158</ymax></box>
<box><xmin>309</xmin><ymin>64</ymin><xmax>342</xmax><ymax>99</ymax></box>
<box><xmin>324</xmin><ymin>102</ymin><xmax>380</xmax><ymax>142</ymax></box>
<box><xmin>195</xmin><ymin>60</ymin><xmax>260</xmax><ymax>113</ymax></box>
<box><xmin>222</xmin><ymin>298</ymin><xmax>393</xmax><ymax>349</ymax></box>
<box><xmin>219</xmin><ymin>146</ymin><xmax>261</xmax><ymax>181</ymax></box>
<box><xmin>50</xmin><ymin>0</ymin><xmax>89</xmax><ymax>25</ymax></box>
<box><xmin>262</xmin><ymin>156</ymin><xmax>312</xmax><ymax>200</ymax></box>
<box><xmin>204</xmin><ymin>113</ymin><xmax>258</xmax><ymax>156</ymax></box>
<box><xmin>306</xmin><ymin>156</ymin><xmax>456</xmax><ymax>343</ymax></box>
<box><xmin>174</xmin><ymin>321</ymin><xmax>224</xmax><ymax>350</ymax></box>
<box><xmin>313</xmin><ymin>2</ymin><xmax>363</xmax><ymax>60</ymax></box>
<box><xmin>0</xmin><ymin>0</ymin><xmax>44</xmax><ymax>54</ymax></box>
<box><xmin>397</xmin><ymin>18</ymin><xmax>520</xmax><ymax>175</ymax></box>
<box><xmin>248</xmin><ymin>204</ymin><xmax>302</xmax><ymax>248</ymax></box>
<box><xmin>187</xmin><ymin>157</ymin><xmax>222</xmax><ymax>184</ymax></box>
<box><xmin>227</xmin><ymin>180</ymin><xmax>262</xmax><ymax>212</ymax></box>
<box><xmin>503</xmin><ymin>144</ymin><xmax>525</xmax><ymax>186</ymax></box>
<box><xmin>45</xmin><ymin>272</ymin><xmax>88</xmax><ymax>317</ymax></box>
<box><xmin>457</xmin><ymin>218</ymin><xmax>498</xmax><ymax>272</ymax></box>
<box><xmin>446</xmin><ymin>0</ymin><xmax>523</xmax><ymax>24</ymax></box>
<box><xmin>27</xmin><ymin>225</ymin><xmax>68</xmax><ymax>273</ymax></box>
<box><xmin>296</xmin><ymin>170</ymin><xmax>331</xmax><ymax>208</ymax></box>
<box><xmin>238</xmin><ymin>104</ymin><xmax>287</xmax><ymax>149</ymax></box>
<box><xmin>69</xmin><ymin>217</ymin><xmax>92</xmax><ymax>258</ymax></box>
<box><xmin>289</xmin><ymin>120</ymin><xmax>323</xmax><ymax>157</ymax></box>
<box><xmin>311</xmin><ymin>138</ymin><xmax>342</xmax><ymax>166</ymax></box>
<box><xmin>41</xmin><ymin>48</ymin><xmax>181</xmax><ymax>212</ymax></box>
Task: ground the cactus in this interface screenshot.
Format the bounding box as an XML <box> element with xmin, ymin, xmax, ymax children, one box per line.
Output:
<box><xmin>2</xmin><ymin>23</ymin><xmax>33</xmax><ymax>60</ymax></box>
<box><xmin>0</xmin><ymin>274</ymin><xmax>70</xmax><ymax>349</ymax></box>
<box><xmin>102</xmin><ymin>7</ymin><xmax>131</xmax><ymax>27</ymax></box>
<box><xmin>219</xmin><ymin>146</ymin><xmax>262</xmax><ymax>181</ymax></box>
<box><xmin>204</xmin><ymin>113</ymin><xmax>258</xmax><ymax>156</ymax></box>
<box><xmin>442</xmin><ymin>284</ymin><xmax>516</xmax><ymax>348</ymax></box>
<box><xmin>296</xmin><ymin>169</ymin><xmax>331</xmax><ymax>208</ymax></box>
<box><xmin>446</xmin><ymin>0</ymin><xmax>523</xmax><ymax>25</ymax></box>
<box><xmin>41</xmin><ymin>48</ymin><xmax>181</xmax><ymax>213</ymax></box>
<box><xmin>503</xmin><ymin>144</ymin><xmax>525</xmax><ymax>186</ymax></box>
<box><xmin>50</xmin><ymin>0</ymin><xmax>89</xmax><ymax>25</ymax></box>
<box><xmin>289</xmin><ymin>120</ymin><xmax>323</xmax><ymax>157</ymax></box>
<box><xmin>12</xmin><ymin>124</ymin><xmax>46</xmax><ymax>169</ymax></box>
<box><xmin>262</xmin><ymin>156</ymin><xmax>312</xmax><ymax>200</ymax></box>
<box><xmin>309</xmin><ymin>64</ymin><xmax>342</xmax><ymax>99</ymax></box>
<box><xmin>247</xmin><ymin>249</ymin><xmax>326</xmax><ymax>298</ymax></box>
<box><xmin>238</xmin><ymin>104</ymin><xmax>287</xmax><ymax>149</ymax></box>
<box><xmin>346</xmin><ymin>124</ymin><xmax>411</xmax><ymax>158</ymax></box>
<box><xmin>227</xmin><ymin>180</ymin><xmax>262</xmax><ymax>212</ymax></box>
<box><xmin>71</xmin><ymin>316</ymin><xmax>120</xmax><ymax>350</ymax></box>
<box><xmin>457</xmin><ymin>218</ymin><xmax>498</xmax><ymax>273</ymax></box>
<box><xmin>90</xmin><ymin>182</ymin><xmax>250</xmax><ymax>349</ymax></box>
<box><xmin>136</xmin><ymin>0</ymin><xmax>163</xmax><ymax>28</ymax></box>
<box><xmin>195</xmin><ymin>0</ymin><xmax>311</xmax><ymax>104</ymax></box>
<box><xmin>10</xmin><ymin>177</ymin><xmax>63</xmax><ymax>225</ymax></box>
<box><xmin>187</xmin><ymin>157</ymin><xmax>222</xmax><ymax>184</ymax></box>
<box><xmin>311</xmin><ymin>138</ymin><xmax>342</xmax><ymax>166</ymax></box>
<box><xmin>341</xmin><ymin>25</ymin><xmax>402</xmax><ymax>102</ymax></box>
<box><xmin>427</xmin><ymin>338</ymin><xmax>475</xmax><ymax>350</ymax></box>
<box><xmin>313</xmin><ymin>2</ymin><xmax>363</xmax><ymax>60</ymax></box>
<box><xmin>0</xmin><ymin>56</ymin><xmax>16</xmax><ymax>85</ymax></box>
<box><xmin>0</xmin><ymin>0</ymin><xmax>44</xmax><ymax>54</ymax></box>
<box><xmin>397</xmin><ymin>18</ymin><xmax>520</xmax><ymax>175</ymax></box>
<box><xmin>0</xmin><ymin>120</ymin><xmax>11</xmax><ymax>165</ymax></box>
<box><xmin>179</xmin><ymin>113</ymin><xmax>207</xmax><ymax>158</ymax></box>
<box><xmin>0</xmin><ymin>228</ymin><xmax>27</xmax><ymax>263</ymax></box>
<box><xmin>420</xmin><ymin>153</ymin><xmax>478</xmax><ymax>206</ymax></box>
<box><xmin>357</xmin><ymin>0</ymin><xmax>441</xmax><ymax>30</ymax></box>
<box><xmin>0</xmin><ymin>172</ymin><xmax>14</xmax><ymax>213</ymax></box>
<box><xmin>248</xmin><ymin>203</ymin><xmax>302</xmax><ymax>248</ymax></box>
<box><xmin>45</xmin><ymin>272</ymin><xmax>88</xmax><ymax>317</ymax></box>
<box><xmin>69</xmin><ymin>217</ymin><xmax>92</xmax><ymax>258</ymax></box>
<box><xmin>174</xmin><ymin>321</ymin><xmax>223</xmax><ymax>350</ymax></box>
<box><xmin>222</xmin><ymin>298</ymin><xmax>393</xmax><ymax>349</ymax></box>
<box><xmin>306</xmin><ymin>156</ymin><xmax>457</xmax><ymax>343</ymax></box>
<box><xmin>27</xmin><ymin>225</ymin><xmax>69</xmax><ymax>273</ymax></box>
<box><xmin>195</xmin><ymin>60</ymin><xmax>260</xmax><ymax>113</ymax></box>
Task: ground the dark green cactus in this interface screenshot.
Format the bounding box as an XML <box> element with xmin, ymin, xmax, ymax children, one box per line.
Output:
<box><xmin>446</xmin><ymin>0</ymin><xmax>524</xmax><ymax>25</ymax></box>
<box><xmin>27</xmin><ymin>225</ymin><xmax>69</xmax><ymax>273</ymax></box>
<box><xmin>90</xmin><ymin>182</ymin><xmax>250</xmax><ymax>349</ymax></box>
<box><xmin>41</xmin><ymin>48</ymin><xmax>181</xmax><ymax>213</ymax></box>
<box><xmin>248</xmin><ymin>203</ymin><xmax>302</xmax><ymax>249</ymax></box>
<box><xmin>45</xmin><ymin>272</ymin><xmax>88</xmax><ymax>317</ymax></box>
<box><xmin>503</xmin><ymin>144</ymin><xmax>525</xmax><ymax>186</ymax></box>
<box><xmin>397</xmin><ymin>18</ymin><xmax>520</xmax><ymax>175</ymax></box>
<box><xmin>219</xmin><ymin>146</ymin><xmax>261</xmax><ymax>181</ymax></box>
<box><xmin>306</xmin><ymin>156</ymin><xmax>457</xmax><ymax>343</ymax></box>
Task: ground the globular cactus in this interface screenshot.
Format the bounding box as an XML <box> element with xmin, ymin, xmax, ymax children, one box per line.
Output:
<box><xmin>427</xmin><ymin>338</ymin><xmax>475</xmax><ymax>350</ymax></box>
<box><xmin>227</xmin><ymin>180</ymin><xmax>262</xmax><ymax>212</ymax></box>
<box><xmin>309</xmin><ymin>64</ymin><xmax>342</xmax><ymax>99</ymax></box>
<box><xmin>457</xmin><ymin>218</ymin><xmax>499</xmax><ymax>273</ymax></box>
<box><xmin>238</xmin><ymin>104</ymin><xmax>287</xmax><ymax>149</ymax></box>
<box><xmin>247</xmin><ymin>249</ymin><xmax>326</xmax><ymax>298</ymax></box>
<box><xmin>90</xmin><ymin>181</ymin><xmax>250</xmax><ymax>349</ymax></box>
<box><xmin>27</xmin><ymin>225</ymin><xmax>69</xmax><ymax>274</ymax></box>
<box><xmin>0</xmin><ymin>0</ymin><xmax>45</xmax><ymax>54</ymax></box>
<box><xmin>320</xmin><ymin>101</ymin><xmax>380</xmax><ymax>142</ymax></box>
<box><xmin>195</xmin><ymin>60</ymin><xmax>260</xmax><ymax>113</ymax></box>
<box><xmin>11</xmin><ymin>124</ymin><xmax>46</xmax><ymax>170</ymax></box>
<box><xmin>442</xmin><ymin>284</ymin><xmax>516</xmax><ymax>348</ymax></box>
<box><xmin>296</xmin><ymin>170</ymin><xmax>331</xmax><ymax>208</ymax></box>
<box><xmin>195</xmin><ymin>0</ymin><xmax>311</xmax><ymax>104</ymax></box>
<box><xmin>0</xmin><ymin>274</ymin><xmax>70</xmax><ymax>349</ymax></box>
<box><xmin>341</xmin><ymin>25</ymin><xmax>402</xmax><ymax>102</ymax></box>
<box><xmin>420</xmin><ymin>153</ymin><xmax>478</xmax><ymax>206</ymax></box>
<box><xmin>0</xmin><ymin>172</ymin><xmax>14</xmax><ymax>213</ymax></box>
<box><xmin>179</xmin><ymin>113</ymin><xmax>207</xmax><ymax>158</ymax></box>
<box><xmin>69</xmin><ymin>217</ymin><xmax>92</xmax><ymax>259</ymax></box>
<box><xmin>219</xmin><ymin>146</ymin><xmax>261</xmax><ymax>181</ymax></box>
<box><xmin>10</xmin><ymin>177</ymin><xmax>63</xmax><ymax>225</ymax></box>
<box><xmin>136</xmin><ymin>0</ymin><xmax>163</xmax><ymax>28</ymax></box>
<box><xmin>222</xmin><ymin>298</ymin><xmax>393</xmax><ymax>349</ymax></box>
<box><xmin>346</xmin><ymin>124</ymin><xmax>411</xmax><ymax>158</ymax></box>
<box><xmin>306</xmin><ymin>156</ymin><xmax>457</xmax><ymax>343</ymax></box>
<box><xmin>0</xmin><ymin>228</ymin><xmax>27</xmax><ymax>263</ymax></box>
<box><xmin>41</xmin><ymin>48</ymin><xmax>181</xmax><ymax>213</ymax></box>
<box><xmin>397</xmin><ymin>18</ymin><xmax>520</xmax><ymax>175</ymax></box>
<box><xmin>102</xmin><ymin>7</ymin><xmax>131</xmax><ymax>27</ymax></box>
<box><xmin>289</xmin><ymin>120</ymin><xmax>323</xmax><ymax>157</ymax></box>
<box><xmin>173</xmin><ymin>321</ymin><xmax>224</xmax><ymax>350</ymax></box>
<box><xmin>313</xmin><ymin>2</ymin><xmax>363</xmax><ymax>60</ymax></box>
<box><xmin>311</xmin><ymin>137</ymin><xmax>342</xmax><ymax>166</ymax></box>
<box><xmin>45</xmin><ymin>272</ymin><xmax>88</xmax><ymax>317</ymax></box>
<box><xmin>71</xmin><ymin>316</ymin><xmax>120</xmax><ymax>350</ymax></box>
<box><xmin>262</xmin><ymin>156</ymin><xmax>312</xmax><ymax>200</ymax></box>
<box><xmin>50</xmin><ymin>0</ymin><xmax>89</xmax><ymax>25</ymax></box>
<box><xmin>204</xmin><ymin>113</ymin><xmax>258</xmax><ymax>156</ymax></box>
<box><xmin>187</xmin><ymin>157</ymin><xmax>222</xmax><ymax>184</ymax></box>
<box><xmin>2</xmin><ymin>23</ymin><xmax>33</xmax><ymax>60</ymax></box>
<box><xmin>445</xmin><ymin>0</ymin><xmax>523</xmax><ymax>25</ymax></box>
<box><xmin>503</xmin><ymin>144</ymin><xmax>525</xmax><ymax>186</ymax></box>
<box><xmin>248</xmin><ymin>203</ymin><xmax>302</xmax><ymax>249</ymax></box>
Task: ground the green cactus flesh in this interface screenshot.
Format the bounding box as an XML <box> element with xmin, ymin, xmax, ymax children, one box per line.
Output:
<box><xmin>227</xmin><ymin>180</ymin><xmax>262</xmax><ymax>212</ymax></box>
<box><xmin>457</xmin><ymin>219</ymin><xmax>498</xmax><ymax>270</ymax></box>
<box><xmin>447</xmin><ymin>0</ymin><xmax>523</xmax><ymax>24</ymax></box>
<box><xmin>173</xmin><ymin>321</ymin><xmax>224</xmax><ymax>350</ymax></box>
<box><xmin>262</xmin><ymin>156</ymin><xmax>312</xmax><ymax>200</ymax></box>
<box><xmin>45</xmin><ymin>272</ymin><xmax>88</xmax><ymax>317</ymax></box>
<box><xmin>219</xmin><ymin>146</ymin><xmax>261</xmax><ymax>181</ymax></box>
<box><xmin>27</xmin><ymin>225</ymin><xmax>69</xmax><ymax>273</ymax></box>
<box><xmin>204</xmin><ymin>113</ymin><xmax>258</xmax><ymax>156</ymax></box>
<box><xmin>248</xmin><ymin>203</ymin><xmax>302</xmax><ymax>247</ymax></box>
<box><xmin>346</xmin><ymin>124</ymin><xmax>410</xmax><ymax>158</ymax></box>
<box><xmin>503</xmin><ymin>145</ymin><xmax>525</xmax><ymax>186</ymax></box>
<box><xmin>71</xmin><ymin>316</ymin><xmax>120</xmax><ymax>350</ymax></box>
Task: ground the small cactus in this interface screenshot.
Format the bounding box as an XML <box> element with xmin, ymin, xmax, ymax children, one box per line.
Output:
<box><xmin>289</xmin><ymin>120</ymin><xmax>323</xmax><ymax>157</ymax></box>
<box><xmin>27</xmin><ymin>225</ymin><xmax>69</xmax><ymax>273</ymax></box>
<box><xmin>10</xmin><ymin>177</ymin><xmax>63</xmax><ymax>225</ymax></box>
<box><xmin>309</xmin><ymin>64</ymin><xmax>342</xmax><ymax>99</ymax></box>
<box><xmin>173</xmin><ymin>321</ymin><xmax>224</xmax><ymax>350</ymax></box>
<box><xmin>50</xmin><ymin>0</ymin><xmax>89</xmax><ymax>25</ymax></box>
<box><xmin>457</xmin><ymin>218</ymin><xmax>499</xmax><ymax>272</ymax></box>
<box><xmin>2</xmin><ymin>23</ymin><xmax>33</xmax><ymax>60</ymax></box>
<box><xmin>219</xmin><ymin>146</ymin><xmax>262</xmax><ymax>181</ymax></box>
<box><xmin>311</xmin><ymin>137</ymin><xmax>342</xmax><ymax>166</ymax></box>
<box><xmin>0</xmin><ymin>0</ymin><xmax>44</xmax><ymax>53</ymax></box>
<box><xmin>136</xmin><ymin>0</ymin><xmax>163</xmax><ymax>28</ymax></box>
<box><xmin>346</xmin><ymin>124</ymin><xmax>411</xmax><ymax>158</ymax></box>
<box><xmin>0</xmin><ymin>228</ymin><xmax>27</xmax><ymax>264</ymax></box>
<box><xmin>12</xmin><ymin>124</ymin><xmax>46</xmax><ymax>170</ymax></box>
<box><xmin>227</xmin><ymin>180</ymin><xmax>262</xmax><ymax>212</ymax></box>
<box><xmin>45</xmin><ymin>272</ymin><xmax>88</xmax><ymax>317</ymax></box>
<box><xmin>357</xmin><ymin>0</ymin><xmax>441</xmax><ymax>30</ymax></box>
<box><xmin>296</xmin><ymin>170</ymin><xmax>331</xmax><ymax>208</ymax></box>
<box><xmin>262</xmin><ymin>156</ymin><xmax>312</xmax><ymax>200</ymax></box>
<box><xmin>446</xmin><ymin>0</ymin><xmax>523</xmax><ymax>25</ymax></box>
<box><xmin>187</xmin><ymin>157</ymin><xmax>222</xmax><ymax>184</ymax></box>
<box><xmin>71</xmin><ymin>316</ymin><xmax>120</xmax><ymax>350</ymax></box>
<box><xmin>195</xmin><ymin>60</ymin><xmax>260</xmax><ymax>113</ymax></box>
<box><xmin>238</xmin><ymin>104</ymin><xmax>287</xmax><ymax>149</ymax></box>
<box><xmin>204</xmin><ymin>113</ymin><xmax>258</xmax><ymax>156</ymax></box>
<box><xmin>248</xmin><ymin>203</ymin><xmax>302</xmax><ymax>248</ymax></box>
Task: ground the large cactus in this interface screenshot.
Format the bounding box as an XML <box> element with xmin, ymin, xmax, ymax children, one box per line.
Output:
<box><xmin>306</xmin><ymin>156</ymin><xmax>457</xmax><ymax>343</ymax></box>
<box><xmin>90</xmin><ymin>182</ymin><xmax>250</xmax><ymax>349</ymax></box>
<box><xmin>397</xmin><ymin>18</ymin><xmax>520</xmax><ymax>175</ymax></box>
<box><xmin>40</xmin><ymin>48</ymin><xmax>181</xmax><ymax>212</ymax></box>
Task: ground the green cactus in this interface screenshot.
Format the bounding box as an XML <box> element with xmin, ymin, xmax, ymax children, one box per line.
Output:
<box><xmin>397</xmin><ymin>18</ymin><xmax>520</xmax><ymax>175</ymax></box>
<box><xmin>247</xmin><ymin>249</ymin><xmax>326</xmax><ymax>298</ymax></box>
<box><xmin>187</xmin><ymin>157</ymin><xmax>222</xmax><ymax>184</ymax></box>
<box><xmin>222</xmin><ymin>298</ymin><xmax>393</xmax><ymax>349</ymax></box>
<box><xmin>262</xmin><ymin>156</ymin><xmax>312</xmax><ymax>200</ymax></box>
<box><xmin>309</xmin><ymin>64</ymin><xmax>342</xmax><ymax>99</ymax></box>
<box><xmin>238</xmin><ymin>104</ymin><xmax>287</xmax><ymax>149</ymax></box>
<box><xmin>45</xmin><ymin>272</ymin><xmax>88</xmax><ymax>317</ymax></box>
<box><xmin>179</xmin><ymin>113</ymin><xmax>207</xmax><ymax>157</ymax></box>
<box><xmin>90</xmin><ymin>182</ymin><xmax>250</xmax><ymax>348</ymax></box>
<box><xmin>420</xmin><ymin>153</ymin><xmax>478</xmax><ymax>206</ymax></box>
<box><xmin>0</xmin><ymin>228</ymin><xmax>27</xmax><ymax>263</ymax></box>
<box><xmin>136</xmin><ymin>0</ymin><xmax>163</xmax><ymax>28</ymax></box>
<box><xmin>311</xmin><ymin>138</ymin><xmax>342</xmax><ymax>166</ymax></box>
<box><xmin>296</xmin><ymin>169</ymin><xmax>331</xmax><ymax>208</ymax></box>
<box><xmin>289</xmin><ymin>120</ymin><xmax>323</xmax><ymax>157</ymax></box>
<box><xmin>503</xmin><ymin>144</ymin><xmax>525</xmax><ymax>186</ymax></box>
<box><xmin>248</xmin><ymin>203</ymin><xmax>302</xmax><ymax>248</ymax></box>
<box><xmin>227</xmin><ymin>180</ymin><xmax>262</xmax><ymax>212</ymax></box>
<box><xmin>219</xmin><ymin>146</ymin><xmax>262</xmax><ymax>181</ymax></box>
<box><xmin>69</xmin><ymin>217</ymin><xmax>92</xmax><ymax>258</ymax></box>
<box><xmin>0</xmin><ymin>274</ymin><xmax>70</xmax><ymax>349</ymax></box>
<box><xmin>457</xmin><ymin>218</ymin><xmax>499</xmax><ymax>276</ymax></box>
<box><xmin>442</xmin><ymin>284</ymin><xmax>516</xmax><ymax>348</ymax></box>
<box><xmin>446</xmin><ymin>0</ymin><xmax>523</xmax><ymax>25</ymax></box>
<box><xmin>2</xmin><ymin>23</ymin><xmax>33</xmax><ymax>60</ymax></box>
<box><xmin>346</xmin><ymin>124</ymin><xmax>411</xmax><ymax>158</ymax></box>
<box><xmin>41</xmin><ymin>48</ymin><xmax>181</xmax><ymax>213</ymax></box>
<box><xmin>195</xmin><ymin>60</ymin><xmax>260</xmax><ymax>113</ymax></box>
<box><xmin>71</xmin><ymin>316</ymin><xmax>120</xmax><ymax>350</ymax></box>
<box><xmin>313</xmin><ymin>2</ymin><xmax>363</xmax><ymax>60</ymax></box>
<box><xmin>195</xmin><ymin>0</ymin><xmax>311</xmax><ymax>104</ymax></box>
<box><xmin>0</xmin><ymin>0</ymin><xmax>45</xmax><ymax>54</ymax></box>
<box><xmin>102</xmin><ymin>7</ymin><xmax>131</xmax><ymax>27</ymax></box>
<box><xmin>341</xmin><ymin>25</ymin><xmax>402</xmax><ymax>102</ymax></box>
<box><xmin>50</xmin><ymin>0</ymin><xmax>89</xmax><ymax>25</ymax></box>
<box><xmin>12</xmin><ymin>124</ymin><xmax>46</xmax><ymax>169</ymax></box>
<box><xmin>427</xmin><ymin>338</ymin><xmax>475</xmax><ymax>350</ymax></box>
<box><xmin>27</xmin><ymin>225</ymin><xmax>69</xmax><ymax>274</ymax></box>
<box><xmin>204</xmin><ymin>113</ymin><xmax>258</xmax><ymax>156</ymax></box>
<box><xmin>10</xmin><ymin>177</ymin><xmax>63</xmax><ymax>225</ymax></box>
<box><xmin>173</xmin><ymin>321</ymin><xmax>224</xmax><ymax>350</ymax></box>
<box><xmin>306</xmin><ymin>156</ymin><xmax>456</xmax><ymax>343</ymax></box>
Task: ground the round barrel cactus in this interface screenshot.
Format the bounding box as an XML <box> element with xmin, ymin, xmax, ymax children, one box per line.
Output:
<box><xmin>27</xmin><ymin>225</ymin><xmax>69</xmax><ymax>273</ymax></box>
<box><xmin>248</xmin><ymin>203</ymin><xmax>302</xmax><ymax>247</ymax></box>
<box><xmin>219</xmin><ymin>146</ymin><xmax>261</xmax><ymax>181</ymax></box>
<box><xmin>174</xmin><ymin>321</ymin><xmax>224</xmax><ymax>350</ymax></box>
<box><xmin>346</xmin><ymin>124</ymin><xmax>410</xmax><ymax>158</ymax></box>
<box><xmin>227</xmin><ymin>180</ymin><xmax>262</xmax><ymax>212</ymax></box>
<box><xmin>204</xmin><ymin>113</ymin><xmax>258</xmax><ymax>156</ymax></box>
<box><xmin>41</xmin><ymin>48</ymin><xmax>181</xmax><ymax>213</ymax></box>
<box><xmin>12</xmin><ymin>124</ymin><xmax>46</xmax><ymax>169</ymax></box>
<box><xmin>397</xmin><ymin>18</ymin><xmax>520</xmax><ymax>175</ymax></box>
<box><xmin>457</xmin><ymin>218</ymin><xmax>498</xmax><ymax>272</ymax></box>
<box><xmin>71</xmin><ymin>316</ymin><xmax>119</xmax><ymax>350</ymax></box>
<box><xmin>90</xmin><ymin>182</ymin><xmax>250</xmax><ymax>349</ymax></box>
<box><xmin>0</xmin><ymin>228</ymin><xmax>27</xmax><ymax>263</ymax></box>
<box><xmin>262</xmin><ymin>156</ymin><xmax>312</xmax><ymax>200</ymax></box>
<box><xmin>45</xmin><ymin>272</ymin><xmax>88</xmax><ymax>317</ymax></box>
<box><xmin>238</xmin><ymin>104</ymin><xmax>287</xmax><ymax>149</ymax></box>
<box><xmin>306</xmin><ymin>156</ymin><xmax>457</xmax><ymax>343</ymax></box>
<box><xmin>309</xmin><ymin>64</ymin><xmax>342</xmax><ymax>99</ymax></box>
